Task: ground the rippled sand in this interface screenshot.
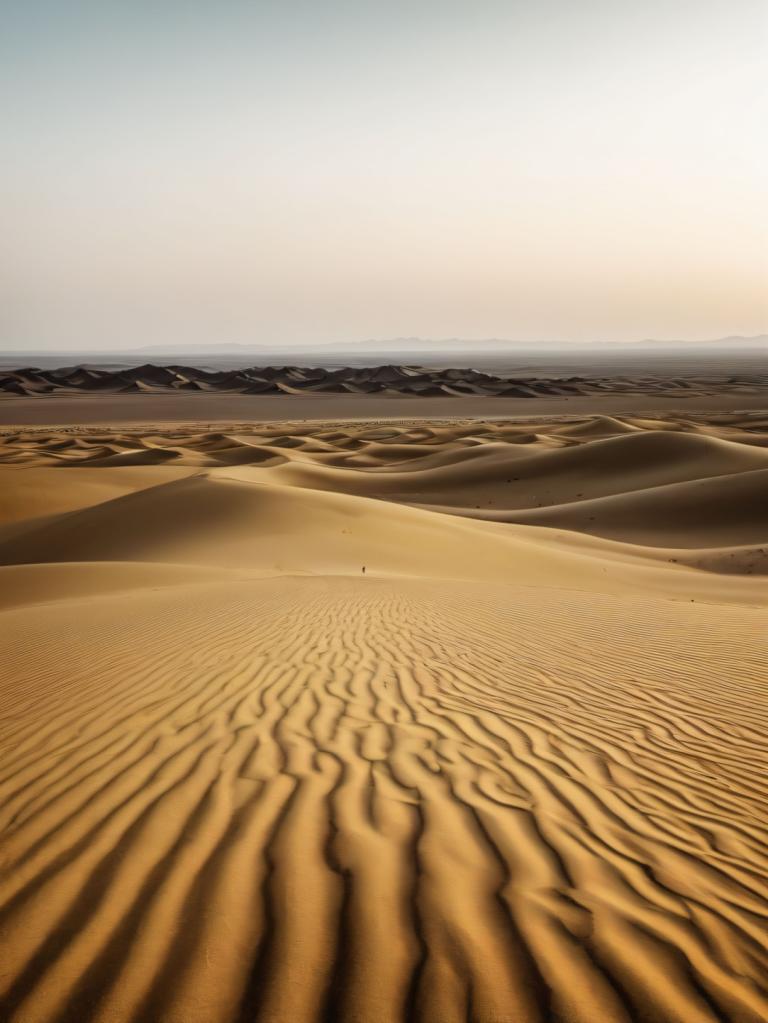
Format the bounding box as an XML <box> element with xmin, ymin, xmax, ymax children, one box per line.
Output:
<box><xmin>1</xmin><ymin>414</ymin><xmax>766</xmax><ymax>1023</ymax></box>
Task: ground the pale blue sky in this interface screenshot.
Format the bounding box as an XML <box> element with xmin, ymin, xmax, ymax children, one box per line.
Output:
<box><xmin>1</xmin><ymin>0</ymin><xmax>766</xmax><ymax>349</ymax></box>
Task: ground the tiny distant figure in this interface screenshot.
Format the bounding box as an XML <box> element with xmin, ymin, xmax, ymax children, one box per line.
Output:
<box><xmin>362</xmin><ymin>565</ymin><xmax>366</xmax><ymax>575</ymax></box>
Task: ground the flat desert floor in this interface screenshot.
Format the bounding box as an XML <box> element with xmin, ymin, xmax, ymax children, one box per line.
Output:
<box><xmin>0</xmin><ymin>413</ymin><xmax>767</xmax><ymax>1023</ymax></box>
<box><xmin>3</xmin><ymin>388</ymin><xmax>768</xmax><ymax>426</ymax></box>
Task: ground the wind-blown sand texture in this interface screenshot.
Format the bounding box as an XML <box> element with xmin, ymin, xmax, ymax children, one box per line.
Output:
<box><xmin>0</xmin><ymin>413</ymin><xmax>767</xmax><ymax>1023</ymax></box>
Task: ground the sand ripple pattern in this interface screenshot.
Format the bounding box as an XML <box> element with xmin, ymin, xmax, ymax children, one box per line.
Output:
<box><xmin>1</xmin><ymin>578</ymin><xmax>766</xmax><ymax>1023</ymax></box>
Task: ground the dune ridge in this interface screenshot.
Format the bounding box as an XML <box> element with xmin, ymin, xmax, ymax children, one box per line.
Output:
<box><xmin>0</xmin><ymin>413</ymin><xmax>767</xmax><ymax>1023</ymax></box>
<box><xmin>4</xmin><ymin>362</ymin><xmax>766</xmax><ymax>401</ymax></box>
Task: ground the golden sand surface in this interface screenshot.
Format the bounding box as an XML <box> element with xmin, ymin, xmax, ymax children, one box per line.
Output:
<box><xmin>0</xmin><ymin>414</ymin><xmax>767</xmax><ymax>1023</ymax></box>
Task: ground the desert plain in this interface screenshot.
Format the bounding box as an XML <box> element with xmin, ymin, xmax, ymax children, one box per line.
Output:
<box><xmin>0</xmin><ymin>401</ymin><xmax>767</xmax><ymax>1023</ymax></box>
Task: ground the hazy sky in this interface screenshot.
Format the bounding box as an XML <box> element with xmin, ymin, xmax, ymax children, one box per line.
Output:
<box><xmin>2</xmin><ymin>0</ymin><xmax>766</xmax><ymax>350</ymax></box>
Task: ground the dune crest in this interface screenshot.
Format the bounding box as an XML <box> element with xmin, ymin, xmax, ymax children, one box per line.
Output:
<box><xmin>4</xmin><ymin>362</ymin><xmax>763</xmax><ymax>400</ymax></box>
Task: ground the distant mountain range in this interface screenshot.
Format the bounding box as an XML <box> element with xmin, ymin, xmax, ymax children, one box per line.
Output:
<box><xmin>0</xmin><ymin>337</ymin><xmax>764</xmax><ymax>362</ymax></box>
<box><xmin>130</xmin><ymin>336</ymin><xmax>767</xmax><ymax>355</ymax></box>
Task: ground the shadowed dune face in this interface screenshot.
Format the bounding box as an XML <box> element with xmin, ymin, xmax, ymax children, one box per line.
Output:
<box><xmin>0</xmin><ymin>413</ymin><xmax>767</xmax><ymax>1023</ymax></box>
<box><xmin>3</xmin><ymin>362</ymin><xmax>767</xmax><ymax>400</ymax></box>
<box><xmin>2</xmin><ymin>413</ymin><xmax>768</xmax><ymax>567</ymax></box>
<box><xmin>2</xmin><ymin>363</ymin><xmax>768</xmax><ymax>427</ymax></box>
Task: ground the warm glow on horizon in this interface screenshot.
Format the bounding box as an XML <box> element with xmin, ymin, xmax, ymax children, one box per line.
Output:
<box><xmin>1</xmin><ymin>0</ymin><xmax>766</xmax><ymax>350</ymax></box>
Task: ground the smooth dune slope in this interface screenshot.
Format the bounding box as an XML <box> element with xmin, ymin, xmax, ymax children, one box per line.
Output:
<box><xmin>466</xmin><ymin>467</ymin><xmax>768</xmax><ymax>546</ymax></box>
<box><xmin>0</xmin><ymin>413</ymin><xmax>767</xmax><ymax>1023</ymax></box>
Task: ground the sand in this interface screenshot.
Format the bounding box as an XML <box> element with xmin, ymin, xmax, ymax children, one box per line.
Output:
<box><xmin>4</xmin><ymin>362</ymin><xmax>766</xmax><ymax>402</ymax></box>
<box><xmin>0</xmin><ymin>413</ymin><xmax>767</xmax><ymax>1023</ymax></box>
<box><xmin>4</xmin><ymin>389</ymin><xmax>768</xmax><ymax>426</ymax></box>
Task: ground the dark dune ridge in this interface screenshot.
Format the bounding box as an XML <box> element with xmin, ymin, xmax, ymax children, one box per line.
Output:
<box><xmin>2</xmin><ymin>362</ymin><xmax>766</xmax><ymax>399</ymax></box>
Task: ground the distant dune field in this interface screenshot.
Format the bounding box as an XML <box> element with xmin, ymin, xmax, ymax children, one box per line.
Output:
<box><xmin>0</xmin><ymin>413</ymin><xmax>767</xmax><ymax>1023</ymax></box>
<box><xmin>2</xmin><ymin>362</ymin><xmax>768</xmax><ymax>426</ymax></box>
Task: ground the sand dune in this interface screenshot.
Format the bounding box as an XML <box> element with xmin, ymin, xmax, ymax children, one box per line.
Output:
<box><xmin>0</xmin><ymin>472</ymin><xmax>749</xmax><ymax>605</ymax></box>
<box><xmin>5</xmin><ymin>362</ymin><xmax>763</xmax><ymax>400</ymax></box>
<box><xmin>0</xmin><ymin>413</ymin><xmax>767</xmax><ymax>1023</ymax></box>
<box><xmin>3</xmin><ymin>362</ymin><xmax>768</xmax><ymax>428</ymax></box>
<box><xmin>468</xmin><ymin>467</ymin><xmax>768</xmax><ymax>547</ymax></box>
